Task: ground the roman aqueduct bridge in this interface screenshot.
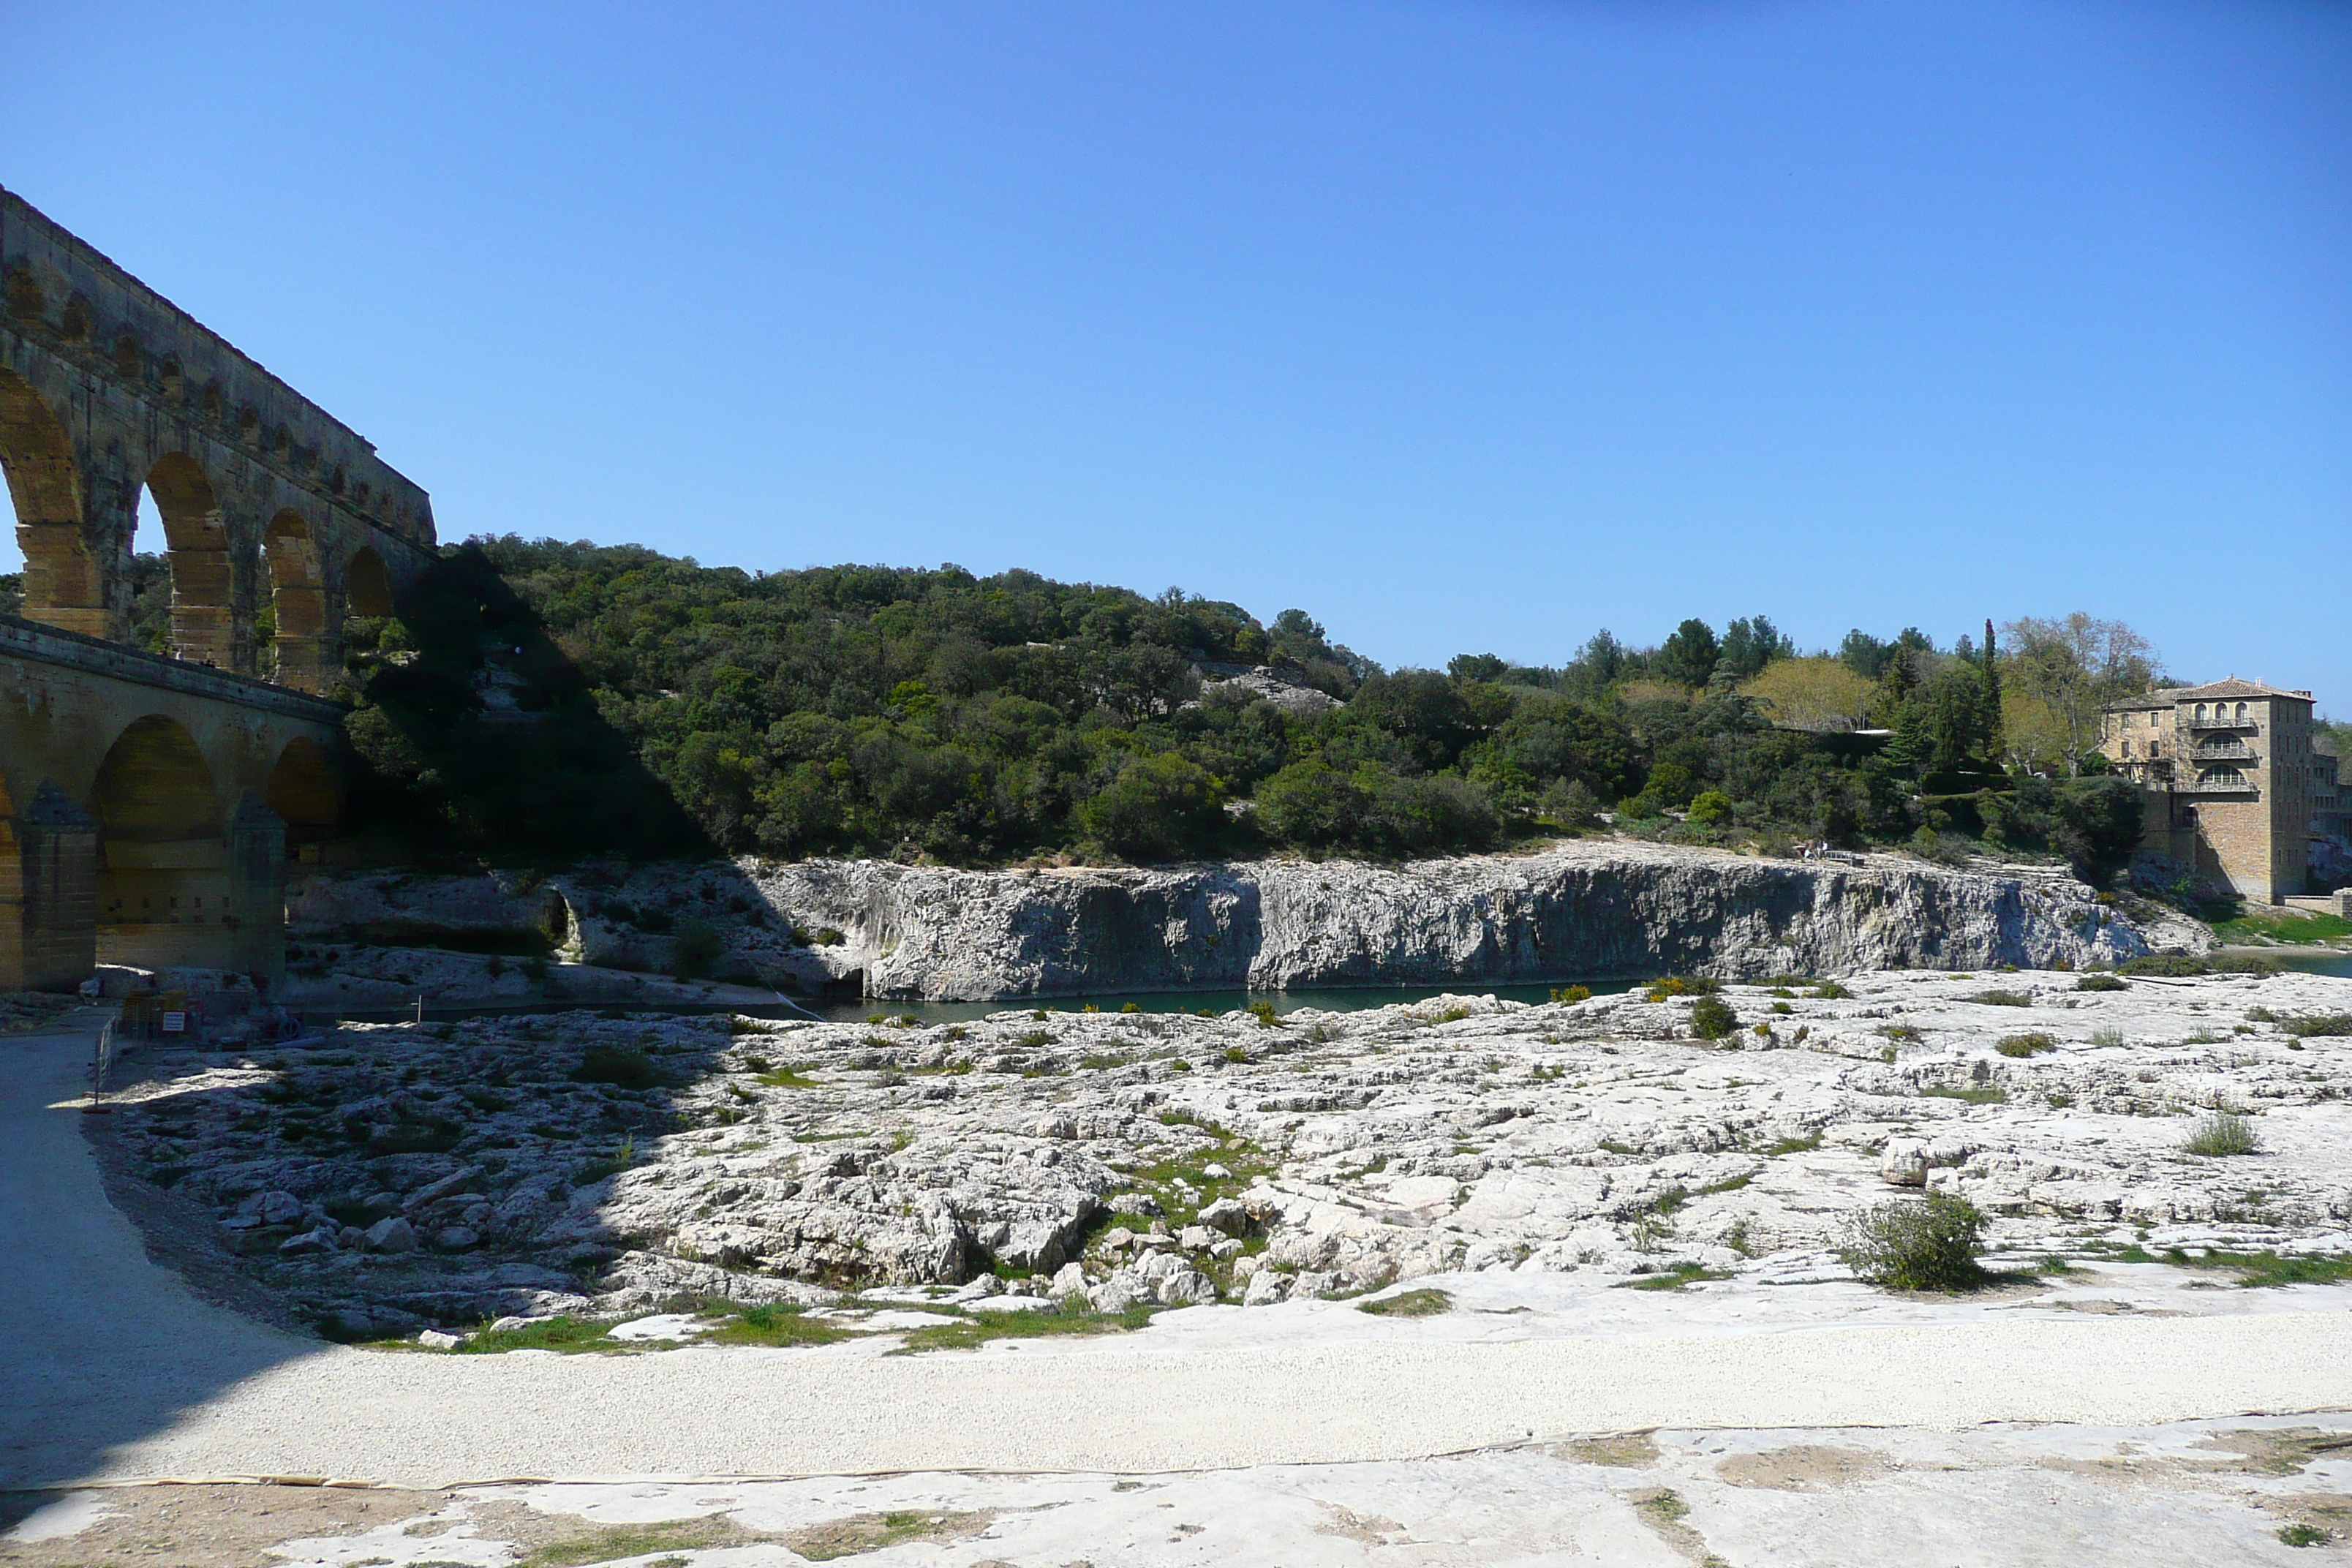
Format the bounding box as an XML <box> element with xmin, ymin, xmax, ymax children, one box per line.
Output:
<box><xmin>1</xmin><ymin>187</ymin><xmax>435</xmax><ymax>990</ymax></box>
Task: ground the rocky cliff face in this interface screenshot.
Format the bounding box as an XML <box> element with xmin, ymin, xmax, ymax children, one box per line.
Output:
<box><xmin>286</xmin><ymin>843</ymin><xmax>2199</xmax><ymax>1002</ymax></box>
<box><xmin>739</xmin><ymin>843</ymin><xmax>2187</xmax><ymax>1000</ymax></box>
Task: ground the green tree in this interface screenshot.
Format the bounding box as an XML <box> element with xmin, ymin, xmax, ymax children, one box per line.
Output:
<box><xmin>1077</xmin><ymin>753</ymin><xmax>1224</xmax><ymax>862</ymax></box>
<box><xmin>1657</xmin><ymin>619</ymin><xmax>1722</xmax><ymax>689</ymax></box>
<box><xmin>1717</xmin><ymin>616</ymin><xmax>1794</xmax><ymax>681</ymax></box>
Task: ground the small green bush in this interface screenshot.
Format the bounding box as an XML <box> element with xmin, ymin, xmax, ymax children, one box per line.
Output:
<box><xmin>1246</xmin><ymin>1000</ymin><xmax>1279</xmax><ymax>1028</ymax></box>
<box><xmin>2183</xmin><ymin>1112</ymin><xmax>2260</xmax><ymax>1157</ymax></box>
<box><xmin>1808</xmin><ymin>980</ymin><xmax>1855</xmax><ymax>1000</ymax></box>
<box><xmin>1686</xmin><ymin>790</ymin><xmax>1734</xmax><ymax>828</ymax></box>
<box><xmin>1995</xmin><ymin>1033</ymin><xmax>2057</xmax><ymax>1058</ymax></box>
<box><xmin>2283</xmin><ymin>1013</ymin><xmax>2352</xmax><ymax>1039</ymax></box>
<box><xmin>572</xmin><ymin>1046</ymin><xmax>662</xmax><ymax>1088</ymax></box>
<box><xmin>669</xmin><ymin>919</ymin><xmax>725</xmax><ymax>979</ymax></box>
<box><xmin>1967</xmin><ymin>989</ymin><xmax>2033</xmax><ymax>1008</ymax></box>
<box><xmin>1688</xmin><ymin>995</ymin><xmax>1738</xmax><ymax>1040</ymax></box>
<box><xmin>1838</xmin><ymin>1194</ymin><xmax>1989</xmax><ymax>1291</ymax></box>
<box><xmin>1550</xmin><ymin>984</ymin><xmax>1593</xmax><ymax>1005</ymax></box>
<box><xmin>1646</xmin><ymin>975</ymin><xmax>1721</xmax><ymax>1001</ymax></box>
<box><xmin>2075</xmin><ymin>973</ymin><xmax>2129</xmax><ymax>992</ymax></box>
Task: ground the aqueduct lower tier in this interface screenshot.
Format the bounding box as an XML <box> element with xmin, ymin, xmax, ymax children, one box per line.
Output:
<box><xmin>1</xmin><ymin>186</ymin><xmax>436</xmax><ymax>691</ymax></box>
<box><xmin>0</xmin><ymin>614</ymin><xmax>342</xmax><ymax>991</ymax></box>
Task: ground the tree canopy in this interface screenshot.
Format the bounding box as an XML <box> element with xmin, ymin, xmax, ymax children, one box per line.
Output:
<box><xmin>320</xmin><ymin>538</ymin><xmax>2164</xmax><ymax>882</ymax></box>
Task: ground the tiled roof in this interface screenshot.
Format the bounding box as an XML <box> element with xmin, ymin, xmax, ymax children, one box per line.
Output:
<box><xmin>2103</xmin><ymin>678</ymin><xmax>2315</xmax><ymax>711</ymax></box>
<box><xmin>2159</xmin><ymin>678</ymin><xmax>2315</xmax><ymax>702</ymax></box>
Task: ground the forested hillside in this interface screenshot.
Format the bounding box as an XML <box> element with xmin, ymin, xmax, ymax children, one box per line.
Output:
<box><xmin>333</xmin><ymin>537</ymin><xmax>2158</xmax><ymax>880</ymax></box>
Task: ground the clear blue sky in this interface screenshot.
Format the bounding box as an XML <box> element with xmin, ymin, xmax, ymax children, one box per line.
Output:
<box><xmin>4</xmin><ymin>1</ymin><xmax>2348</xmax><ymax>704</ymax></box>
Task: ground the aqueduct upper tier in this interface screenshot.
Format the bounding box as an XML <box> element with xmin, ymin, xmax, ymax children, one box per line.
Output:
<box><xmin>1</xmin><ymin>186</ymin><xmax>437</xmax><ymax>693</ymax></box>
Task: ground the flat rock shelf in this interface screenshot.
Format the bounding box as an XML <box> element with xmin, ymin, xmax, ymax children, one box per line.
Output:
<box><xmin>88</xmin><ymin>967</ymin><xmax>2352</xmax><ymax>1340</ymax></box>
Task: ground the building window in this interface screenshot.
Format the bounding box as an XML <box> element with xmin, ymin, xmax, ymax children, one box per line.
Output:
<box><xmin>2195</xmin><ymin>704</ymin><xmax>2208</xmax><ymax>721</ymax></box>
<box><xmin>2236</xmin><ymin>702</ymin><xmax>2248</xmax><ymax>722</ymax></box>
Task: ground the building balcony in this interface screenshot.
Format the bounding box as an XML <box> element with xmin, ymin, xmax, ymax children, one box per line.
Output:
<box><xmin>2185</xmin><ymin>775</ymin><xmax>2259</xmax><ymax>796</ymax></box>
<box><xmin>2185</xmin><ymin>714</ymin><xmax>2258</xmax><ymax>734</ymax></box>
<box><xmin>2190</xmin><ymin>741</ymin><xmax>2257</xmax><ymax>761</ymax></box>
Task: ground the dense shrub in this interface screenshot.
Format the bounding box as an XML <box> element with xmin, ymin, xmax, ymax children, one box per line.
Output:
<box><xmin>669</xmin><ymin>919</ymin><xmax>725</xmax><ymax>980</ymax></box>
<box><xmin>1838</xmin><ymin>1194</ymin><xmax>1989</xmax><ymax>1291</ymax></box>
<box><xmin>1689</xmin><ymin>995</ymin><xmax>1739</xmax><ymax>1039</ymax></box>
<box><xmin>2183</xmin><ymin>1112</ymin><xmax>2260</xmax><ymax>1157</ymax></box>
<box><xmin>572</xmin><ymin>1045</ymin><xmax>662</xmax><ymax>1088</ymax></box>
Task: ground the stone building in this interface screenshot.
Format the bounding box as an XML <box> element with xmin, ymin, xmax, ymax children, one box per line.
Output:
<box><xmin>2098</xmin><ymin>679</ymin><xmax>2325</xmax><ymax>902</ymax></box>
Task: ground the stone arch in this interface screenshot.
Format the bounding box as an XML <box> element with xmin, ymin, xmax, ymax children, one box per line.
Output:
<box><xmin>0</xmin><ymin>367</ymin><xmax>102</xmax><ymax>637</ymax></box>
<box><xmin>92</xmin><ymin>715</ymin><xmax>221</xmax><ymax>844</ymax></box>
<box><xmin>263</xmin><ymin>509</ymin><xmax>330</xmax><ymax>691</ymax></box>
<box><xmin>265</xmin><ymin>736</ymin><xmax>342</xmax><ymax>847</ymax></box>
<box><xmin>346</xmin><ymin>544</ymin><xmax>396</xmax><ymax>618</ymax></box>
<box><xmin>89</xmin><ymin>715</ymin><xmax>260</xmax><ymax>973</ymax></box>
<box><xmin>141</xmin><ymin>453</ymin><xmax>238</xmax><ymax>669</ymax></box>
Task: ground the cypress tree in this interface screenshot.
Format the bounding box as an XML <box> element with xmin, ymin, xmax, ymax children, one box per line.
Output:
<box><xmin>1978</xmin><ymin>617</ymin><xmax>2005</xmax><ymax>771</ymax></box>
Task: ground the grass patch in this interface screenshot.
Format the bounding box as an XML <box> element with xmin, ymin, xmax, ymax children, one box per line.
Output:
<box><xmin>2075</xmin><ymin>973</ymin><xmax>2130</xmax><ymax>992</ymax></box>
<box><xmin>1616</xmin><ymin>1262</ymin><xmax>1731</xmax><ymax>1291</ymax></box>
<box><xmin>453</xmin><ymin>1316</ymin><xmax>627</xmax><ymax>1354</ymax></box>
<box><xmin>2279</xmin><ymin>1523</ymin><xmax>2332</xmax><ymax>1548</ymax></box>
<box><xmin>1757</xmin><ymin>1130</ymin><xmax>1822</xmax><ymax>1156</ymax></box>
<box><xmin>2209</xmin><ymin>1251</ymin><xmax>2352</xmax><ymax>1288</ymax></box>
<box><xmin>888</xmin><ymin>1300</ymin><xmax>1156</xmax><ymax>1354</ymax></box>
<box><xmin>2212</xmin><ymin>910</ymin><xmax>2352</xmax><ymax>946</ymax></box>
<box><xmin>518</xmin><ymin>1518</ymin><xmax>754</xmax><ymax>1567</ymax></box>
<box><xmin>1923</xmin><ymin>1083</ymin><xmax>2005</xmax><ymax>1104</ymax></box>
<box><xmin>1808</xmin><ymin>980</ymin><xmax>1854</xmax><ymax>1000</ymax></box>
<box><xmin>755</xmin><ymin>1065</ymin><xmax>821</xmax><ymax>1088</ymax></box>
<box><xmin>2121</xmin><ymin>953</ymin><xmax>2281</xmax><ymax>978</ymax></box>
<box><xmin>1357</xmin><ymin>1287</ymin><xmax>1453</xmax><ymax>1316</ymax></box>
<box><xmin>2283</xmin><ymin>1013</ymin><xmax>2352</xmax><ymax>1039</ymax></box>
<box><xmin>785</xmin><ymin>1510</ymin><xmax>994</xmax><ymax>1562</ymax></box>
<box><xmin>702</xmin><ymin>1302</ymin><xmax>852</xmax><ymax>1347</ymax></box>
<box><xmin>1995</xmin><ymin>1032</ymin><xmax>2057</xmax><ymax>1058</ymax></box>
<box><xmin>2183</xmin><ymin>1111</ymin><xmax>2261</xmax><ymax>1157</ymax></box>
<box><xmin>1967</xmin><ymin>989</ymin><xmax>2033</xmax><ymax>1007</ymax></box>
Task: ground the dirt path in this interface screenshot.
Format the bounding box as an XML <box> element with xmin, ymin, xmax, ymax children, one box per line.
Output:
<box><xmin>0</xmin><ymin>1018</ymin><xmax>318</xmax><ymax>1490</ymax></box>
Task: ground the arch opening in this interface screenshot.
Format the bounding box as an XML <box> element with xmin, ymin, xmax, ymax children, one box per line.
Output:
<box><xmin>140</xmin><ymin>453</ymin><xmax>241</xmax><ymax>670</ymax></box>
<box><xmin>265</xmin><ymin>736</ymin><xmax>342</xmax><ymax>848</ymax></box>
<box><xmin>0</xmin><ymin>367</ymin><xmax>102</xmax><ymax>636</ymax></box>
<box><xmin>91</xmin><ymin>715</ymin><xmax>236</xmax><ymax>971</ymax></box>
<box><xmin>94</xmin><ymin>715</ymin><xmax>220</xmax><ymax>844</ymax></box>
<box><xmin>347</xmin><ymin>545</ymin><xmax>395</xmax><ymax>618</ymax></box>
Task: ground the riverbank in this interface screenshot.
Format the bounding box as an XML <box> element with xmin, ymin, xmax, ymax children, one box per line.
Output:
<box><xmin>286</xmin><ymin>840</ymin><xmax>2210</xmax><ymax>1008</ymax></box>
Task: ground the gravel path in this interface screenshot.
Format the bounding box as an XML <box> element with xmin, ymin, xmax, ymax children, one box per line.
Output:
<box><xmin>10</xmin><ymin>1018</ymin><xmax>2352</xmax><ymax>1491</ymax></box>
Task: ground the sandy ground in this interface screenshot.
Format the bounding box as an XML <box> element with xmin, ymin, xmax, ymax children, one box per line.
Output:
<box><xmin>14</xmin><ymin>1002</ymin><xmax>2352</xmax><ymax>1563</ymax></box>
